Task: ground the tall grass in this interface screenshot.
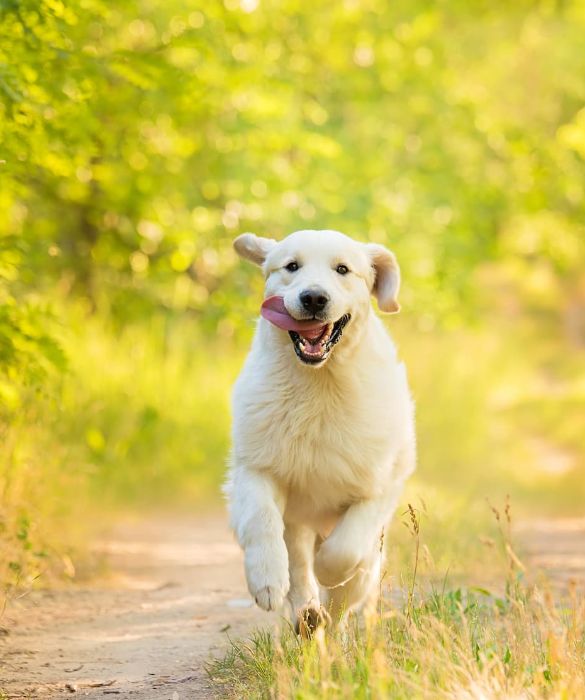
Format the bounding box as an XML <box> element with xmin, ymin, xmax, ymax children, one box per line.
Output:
<box><xmin>0</xmin><ymin>308</ymin><xmax>240</xmax><ymax>601</ymax></box>
<box><xmin>209</xmin><ymin>505</ymin><xmax>585</xmax><ymax>699</ymax></box>
<box><xmin>61</xmin><ymin>311</ymin><xmax>239</xmax><ymax>504</ymax></box>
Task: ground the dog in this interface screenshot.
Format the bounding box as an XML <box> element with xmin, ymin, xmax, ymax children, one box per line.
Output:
<box><xmin>225</xmin><ymin>229</ymin><xmax>416</xmax><ymax>633</ymax></box>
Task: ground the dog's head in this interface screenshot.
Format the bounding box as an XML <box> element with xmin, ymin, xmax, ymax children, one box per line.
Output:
<box><xmin>234</xmin><ymin>229</ymin><xmax>400</xmax><ymax>367</ymax></box>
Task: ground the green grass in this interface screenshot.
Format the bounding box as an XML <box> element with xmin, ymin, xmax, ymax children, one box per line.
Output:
<box><xmin>0</xmin><ymin>307</ymin><xmax>240</xmax><ymax>601</ymax></box>
<box><xmin>60</xmin><ymin>310</ymin><xmax>239</xmax><ymax>505</ymax></box>
<box><xmin>210</xmin><ymin>582</ymin><xmax>585</xmax><ymax>699</ymax></box>
<box><xmin>209</xmin><ymin>506</ymin><xmax>585</xmax><ymax>699</ymax></box>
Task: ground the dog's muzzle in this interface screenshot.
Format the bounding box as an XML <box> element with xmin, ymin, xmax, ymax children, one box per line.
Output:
<box><xmin>288</xmin><ymin>314</ymin><xmax>351</xmax><ymax>365</ymax></box>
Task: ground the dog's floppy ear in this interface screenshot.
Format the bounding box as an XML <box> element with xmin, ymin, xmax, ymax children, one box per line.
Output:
<box><xmin>365</xmin><ymin>243</ymin><xmax>401</xmax><ymax>313</ymax></box>
<box><xmin>233</xmin><ymin>233</ymin><xmax>276</xmax><ymax>266</ymax></box>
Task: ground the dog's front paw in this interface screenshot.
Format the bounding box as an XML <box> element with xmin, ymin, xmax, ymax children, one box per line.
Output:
<box><xmin>245</xmin><ymin>544</ymin><xmax>289</xmax><ymax>612</ymax></box>
<box><xmin>314</xmin><ymin>534</ymin><xmax>364</xmax><ymax>588</ymax></box>
<box><xmin>253</xmin><ymin>584</ymin><xmax>287</xmax><ymax>611</ymax></box>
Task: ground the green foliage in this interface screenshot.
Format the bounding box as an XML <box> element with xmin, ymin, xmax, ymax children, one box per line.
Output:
<box><xmin>0</xmin><ymin>230</ymin><xmax>66</xmax><ymax>412</ymax></box>
<box><xmin>2</xmin><ymin>0</ymin><xmax>584</xmax><ymax>322</ymax></box>
<box><xmin>1</xmin><ymin>0</ymin><xmax>584</xmax><ymax>597</ymax></box>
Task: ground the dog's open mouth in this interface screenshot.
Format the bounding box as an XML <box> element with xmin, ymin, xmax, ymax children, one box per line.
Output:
<box><xmin>260</xmin><ymin>296</ymin><xmax>350</xmax><ymax>366</ymax></box>
<box><xmin>289</xmin><ymin>315</ymin><xmax>350</xmax><ymax>365</ymax></box>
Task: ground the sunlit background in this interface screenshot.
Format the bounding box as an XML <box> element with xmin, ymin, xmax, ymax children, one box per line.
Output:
<box><xmin>1</xmin><ymin>0</ymin><xmax>584</xmax><ymax>593</ymax></box>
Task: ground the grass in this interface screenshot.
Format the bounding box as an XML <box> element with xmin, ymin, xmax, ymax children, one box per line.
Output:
<box><xmin>0</xmin><ymin>306</ymin><xmax>240</xmax><ymax>603</ymax></box>
<box><xmin>208</xmin><ymin>504</ymin><xmax>585</xmax><ymax>699</ymax></box>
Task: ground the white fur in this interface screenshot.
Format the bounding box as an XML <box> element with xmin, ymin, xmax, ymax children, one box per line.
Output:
<box><xmin>225</xmin><ymin>229</ymin><xmax>416</xmax><ymax>624</ymax></box>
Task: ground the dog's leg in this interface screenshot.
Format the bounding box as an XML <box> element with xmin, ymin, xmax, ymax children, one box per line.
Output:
<box><xmin>228</xmin><ymin>466</ymin><xmax>289</xmax><ymax>612</ymax></box>
<box><xmin>325</xmin><ymin>544</ymin><xmax>383</xmax><ymax>623</ymax></box>
<box><xmin>284</xmin><ymin>523</ymin><xmax>329</xmax><ymax>636</ymax></box>
<box><xmin>314</xmin><ymin>444</ymin><xmax>415</xmax><ymax>589</ymax></box>
<box><xmin>314</xmin><ymin>484</ymin><xmax>402</xmax><ymax>589</ymax></box>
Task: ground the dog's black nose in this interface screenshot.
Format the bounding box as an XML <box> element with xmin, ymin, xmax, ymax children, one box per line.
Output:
<box><xmin>300</xmin><ymin>288</ymin><xmax>329</xmax><ymax>314</ymax></box>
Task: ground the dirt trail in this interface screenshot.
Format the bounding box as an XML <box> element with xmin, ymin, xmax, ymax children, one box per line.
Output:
<box><xmin>1</xmin><ymin>514</ymin><xmax>585</xmax><ymax>700</ymax></box>
<box><xmin>0</xmin><ymin>515</ymin><xmax>274</xmax><ymax>699</ymax></box>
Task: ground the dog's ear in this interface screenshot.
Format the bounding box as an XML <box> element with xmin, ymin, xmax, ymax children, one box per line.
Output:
<box><xmin>365</xmin><ymin>243</ymin><xmax>401</xmax><ymax>313</ymax></box>
<box><xmin>233</xmin><ymin>233</ymin><xmax>276</xmax><ymax>266</ymax></box>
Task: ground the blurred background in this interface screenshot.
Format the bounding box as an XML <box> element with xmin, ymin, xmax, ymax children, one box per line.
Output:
<box><xmin>1</xmin><ymin>0</ymin><xmax>584</xmax><ymax>594</ymax></box>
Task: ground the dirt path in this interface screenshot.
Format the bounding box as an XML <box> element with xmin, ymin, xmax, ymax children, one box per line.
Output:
<box><xmin>1</xmin><ymin>514</ymin><xmax>584</xmax><ymax>700</ymax></box>
<box><xmin>0</xmin><ymin>515</ymin><xmax>274</xmax><ymax>699</ymax></box>
<box><xmin>516</xmin><ymin>517</ymin><xmax>585</xmax><ymax>585</ymax></box>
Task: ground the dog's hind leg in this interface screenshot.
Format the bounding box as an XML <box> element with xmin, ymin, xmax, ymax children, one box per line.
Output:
<box><xmin>284</xmin><ymin>523</ymin><xmax>330</xmax><ymax>637</ymax></box>
<box><xmin>323</xmin><ymin>545</ymin><xmax>383</xmax><ymax>624</ymax></box>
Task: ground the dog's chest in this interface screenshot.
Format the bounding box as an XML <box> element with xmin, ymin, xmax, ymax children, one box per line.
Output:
<box><xmin>237</xmin><ymin>372</ymin><xmax>392</xmax><ymax>504</ymax></box>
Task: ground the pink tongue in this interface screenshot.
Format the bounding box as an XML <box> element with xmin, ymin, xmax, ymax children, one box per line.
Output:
<box><xmin>261</xmin><ymin>296</ymin><xmax>327</xmax><ymax>338</ymax></box>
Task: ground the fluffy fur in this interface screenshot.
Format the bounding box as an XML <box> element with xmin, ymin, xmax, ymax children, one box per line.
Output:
<box><xmin>225</xmin><ymin>229</ymin><xmax>416</xmax><ymax>629</ymax></box>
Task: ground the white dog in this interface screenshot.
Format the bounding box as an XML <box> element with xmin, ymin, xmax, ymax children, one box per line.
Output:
<box><xmin>225</xmin><ymin>229</ymin><xmax>415</xmax><ymax>633</ymax></box>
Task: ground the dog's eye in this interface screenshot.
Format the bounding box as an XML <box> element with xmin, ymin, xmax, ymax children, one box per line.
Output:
<box><xmin>285</xmin><ymin>261</ymin><xmax>299</xmax><ymax>272</ymax></box>
<box><xmin>336</xmin><ymin>264</ymin><xmax>349</xmax><ymax>275</ymax></box>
